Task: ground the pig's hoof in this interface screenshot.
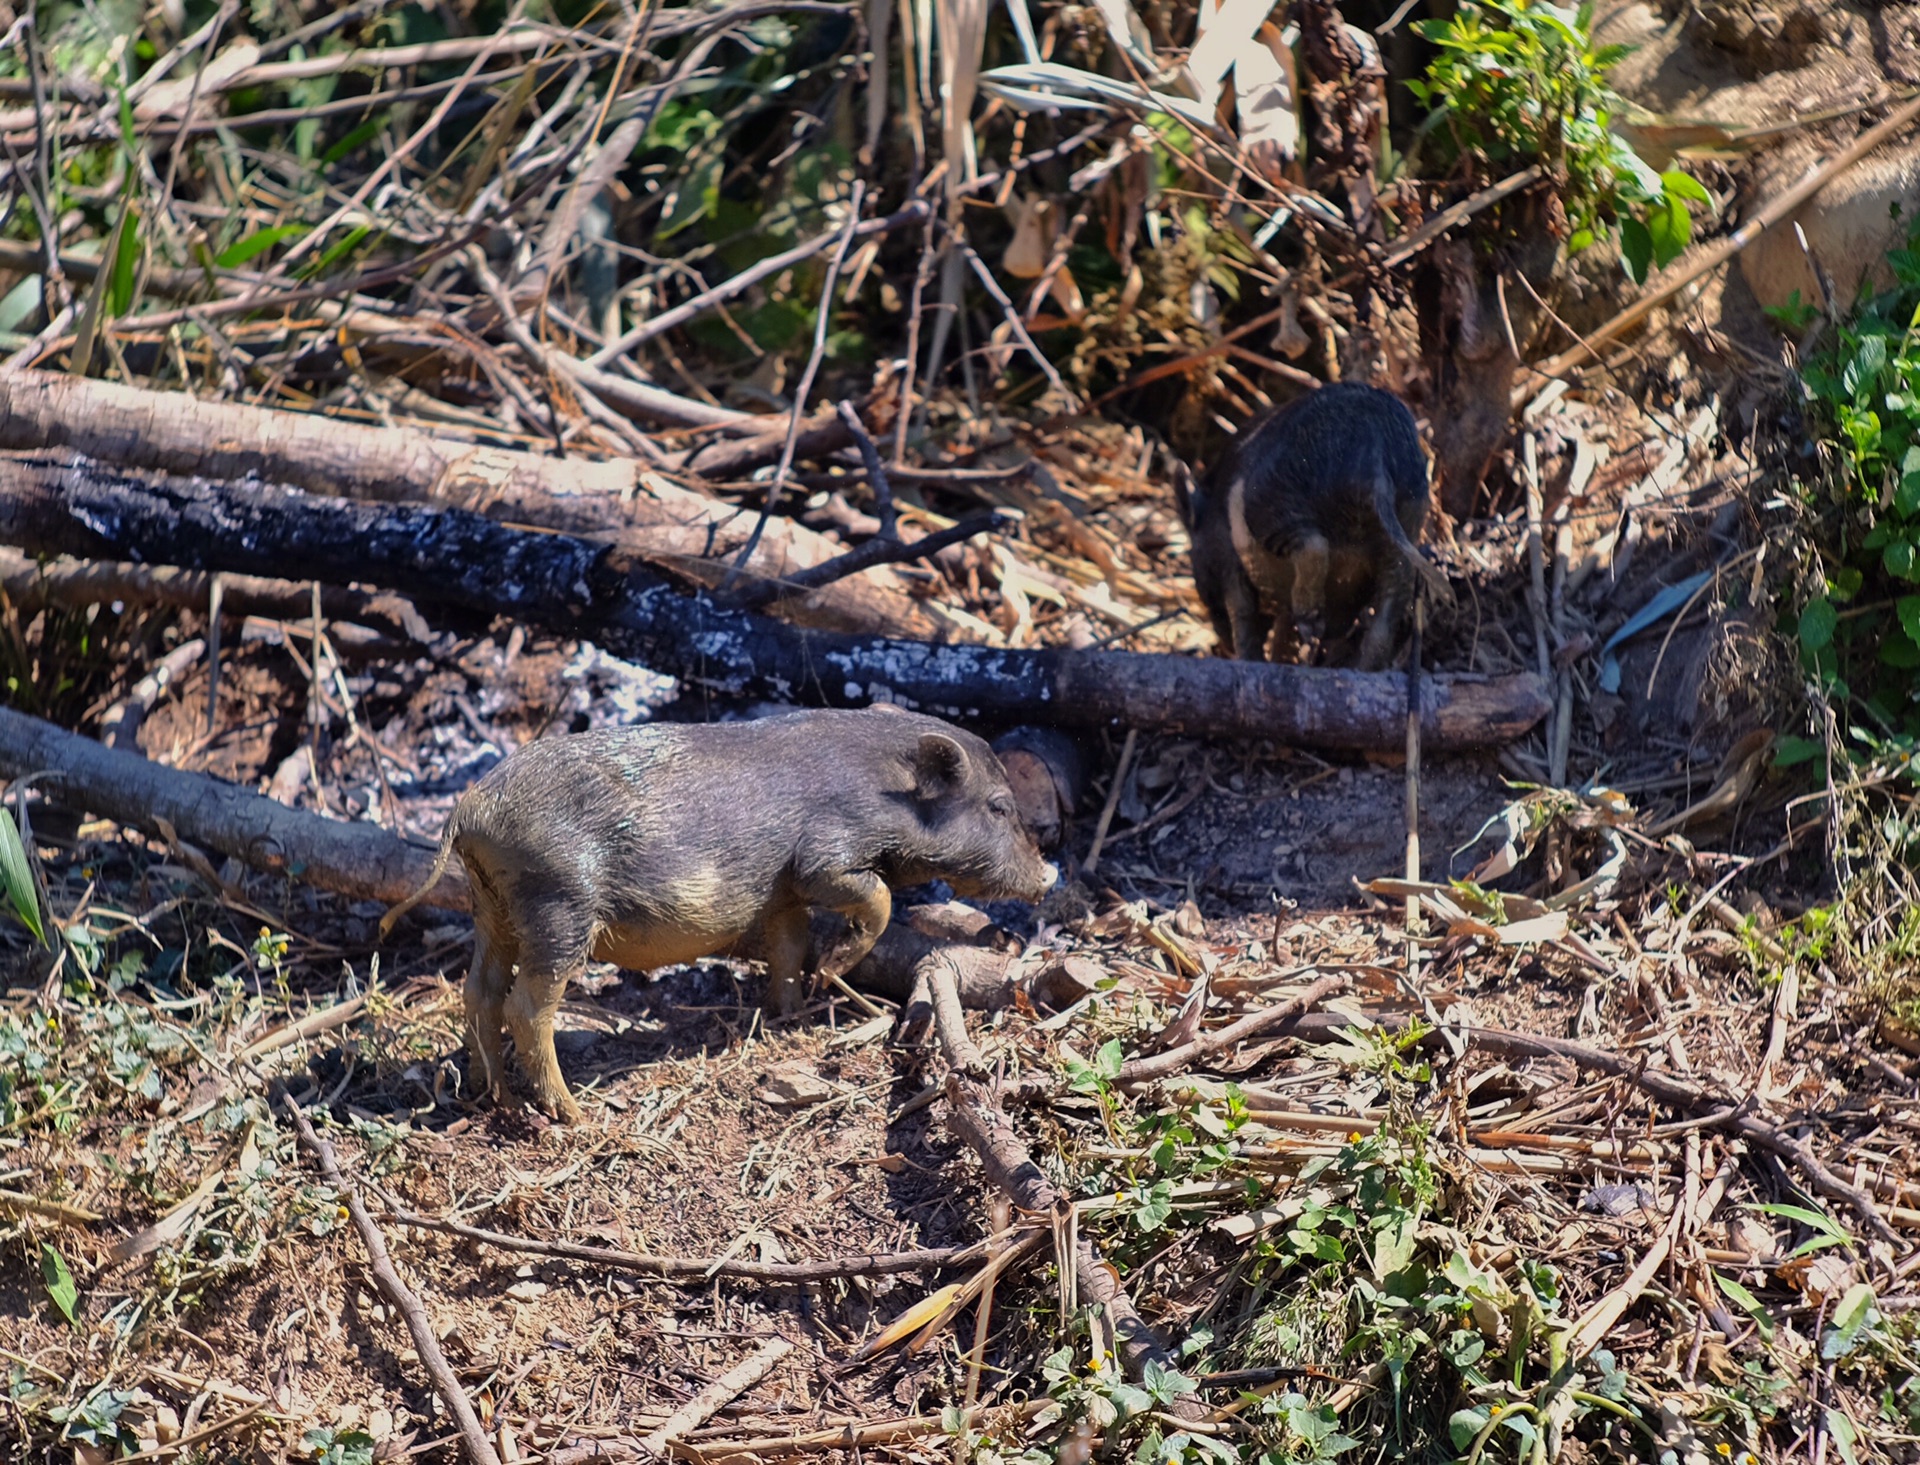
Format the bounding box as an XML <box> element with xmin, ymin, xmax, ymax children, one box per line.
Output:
<box><xmin>542</xmin><ymin>1093</ymin><xmax>585</xmax><ymax>1125</ymax></box>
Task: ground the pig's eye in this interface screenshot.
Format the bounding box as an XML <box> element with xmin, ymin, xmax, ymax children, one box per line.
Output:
<box><xmin>989</xmin><ymin>796</ymin><xmax>1015</xmax><ymax>819</ymax></box>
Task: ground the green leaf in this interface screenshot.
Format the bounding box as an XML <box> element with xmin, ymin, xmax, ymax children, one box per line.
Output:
<box><xmin>1567</xmin><ymin>227</ymin><xmax>1594</xmax><ymax>252</ymax></box>
<box><xmin>1133</xmin><ymin>1180</ymin><xmax>1173</xmax><ymax>1232</ymax></box>
<box><xmin>1449</xmin><ymin>1408</ymin><xmax>1491</xmax><ymax>1451</ymax></box>
<box><xmin>1660</xmin><ymin>168</ymin><xmax>1712</xmax><ymax>204</ymax></box>
<box><xmin>214</xmin><ymin>224</ymin><xmax>305</xmax><ymax>270</ymax></box>
<box><xmin>298</xmin><ymin>224</ymin><xmax>372</xmax><ymax>281</ymax></box>
<box><xmin>68</xmin><ymin>197</ymin><xmax>137</xmax><ymax>378</ymax></box>
<box><xmin>107</xmin><ymin>204</ymin><xmax>141</xmax><ymax>318</ymax></box>
<box><xmin>1826</xmin><ymin>1407</ymin><xmax>1860</xmax><ymax>1465</ymax></box>
<box><xmin>1714</xmin><ymin>1272</ymin><xmax>1773</xmax><ymax>1336</ymax></box>
<box><xmin>40</xmin><ymin>1243</ymin><xmax>77</xmax><ymax>1326</ymax></box>
<box><xmin>1620</xmin><ymin>216</ymin><xmax>1652</xmax><ymax>283</ymax></box>
<box><xmin>1830</xmin><ymin>565</ymin><xmax>1865</xmax><ymax>601</ymax></box>
<box><xmin>1095</xmin><ymin>1038</ymin><xmax>1125</xmax><ymax>1081</ymax></box>
<box><xmin>1772</xmin><ymin>735</ymin><xmax>1823</xmax><ymax>769</ymax></box>
<box><xmin>321</xmin><ymin>117</ymin><xmax>387</xmax><ymax>166</ymax></box>
<box><xmin>1822</xmin><ymin>1282</ymin><xmax>1876</xmax><ymax>1360</ymax></box>
<box><xmin>0</xmin><ymin>803</ymin><xmax>45</xmax><ymax>944</ymax></box>
<box><xmin>1799</xmin><ymin>597</ymin><xmax>1838</xmax><ymax>653</ymax></box>
<box><xmin>1369</xmin><ymin>1208</ymin><xmax>1418</xmax><ymax>1278</ymax></box>
<box><xmin>1886</xmin><ymin>538</ymin><xmax>1920</xmax><ymax>581</ymax></box>
<box><xmin>1647</xmin><ymin>192</ymin><xmax>1690</xmax><ymax>271</ymax></box>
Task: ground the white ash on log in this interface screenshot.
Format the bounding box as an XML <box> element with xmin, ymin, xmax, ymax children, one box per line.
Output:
<box><xmin>0</xmin><ymin>450</ymin><xmax>1551</xmax><ymax>751</ymax></box>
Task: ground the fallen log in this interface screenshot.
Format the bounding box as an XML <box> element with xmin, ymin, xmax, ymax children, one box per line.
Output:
<box><xmin>0</xmin><ymin>451</ymin><xmax>1551</xmax><ymax>750</ymax></box>
<box><xmin>0</xmin><ymin>547</ymin><xmax>432</xmax><ymax>645</ymax></box>
<box><xmin>0</xmin><ymin>703</ymin><xmax>465</xmax><ymax>911</ymax></box>
<box><xmin>0</xmin><ymin>370</ymin><xmax>943</xmax><ymax>638</ymax></box>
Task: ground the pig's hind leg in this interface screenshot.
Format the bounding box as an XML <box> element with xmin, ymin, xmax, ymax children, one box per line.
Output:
<box><xmin>1223</xmin><ymin>565</ymin><xmax>1273</xmax><ymax>661</ymax></box>
<box><xmin>502</xmin><ymin>899</ymin><xmax>595</xmax><ymax>1124</ymax></box>
<box><xmin>463</xmin><ymin>916</ymin><xmax>514</xmax><ymax>1105</ymax></box>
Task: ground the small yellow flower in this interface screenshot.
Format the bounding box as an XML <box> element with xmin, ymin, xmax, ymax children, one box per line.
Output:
<box><xmin>1717</xmin><ymin>1446</ymin><xmax>1732</xmax><ymax>1458</ymax></box>
<box><xmin>1489</xmin><ymin>1405</ymin><xmax>1502</xmax><ymax>1416</ymax></box>
<box><xmin>260</xmin><ymin>926</ymin><xmax>271</xmax><ymax>939</ymax></box>
<box><xmin>337</xmin><ymin>1206</ymin><xmax>350</xmax><ymax>1222</ymax></box>
<box><xmin>1348</xmin><ymin>1132</ymin><xmax>1363</xmax><ymax>1143</ymax></box>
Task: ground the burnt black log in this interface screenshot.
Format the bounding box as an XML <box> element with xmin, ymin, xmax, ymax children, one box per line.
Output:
<box><xmin>0</xmin><ymin>450</ymin><xmax>1549</xmax><ymax>751</ymax></box>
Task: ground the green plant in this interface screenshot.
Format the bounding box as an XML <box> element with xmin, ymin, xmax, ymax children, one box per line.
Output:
<box><xmin>303</xmin><ymin>1426</ymin><xmax>377</xmax><ymax>1465</ymax></box>
<box><xmin>1408</xmin><ymin>0</ymin><xmax>1709</xmax><ymax>282</ymax></box>
<box><xmin>1795</xmin><ymin>235</ymin><xmax>1920</xmax><ymax>744</ymax></box>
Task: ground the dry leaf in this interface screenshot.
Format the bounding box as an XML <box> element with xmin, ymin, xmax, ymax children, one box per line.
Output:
<box><xmin>1003</xmin><ymin>195</ymin><xmax>1057</xmax><ymax>278</ymax></box>
<box><xmin>857</xmin><ymin>1283</ymin><xmax>964</xmax><ymax>1357</ymax></box>
<box><xmin>1234</xmin><ymin>22</ymin><xmax>1299</xmax><ymax>181</ymax></box>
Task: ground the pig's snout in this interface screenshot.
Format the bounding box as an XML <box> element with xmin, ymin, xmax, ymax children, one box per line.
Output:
<box><xmin>1001</xmin><ymin>845</ymin><xmax>1058</xmax><ymax>903</ymax></box>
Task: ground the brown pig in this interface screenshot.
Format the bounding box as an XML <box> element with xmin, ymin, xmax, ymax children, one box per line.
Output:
<box><xmin>379</xmin><ymin>707</ymin><xmax>1058</xmax><ymax>1122</ymax></box>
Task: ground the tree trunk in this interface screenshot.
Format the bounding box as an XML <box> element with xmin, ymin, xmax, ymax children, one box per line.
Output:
<box><xmin>1418</xmin><ymin>194</ymin><xmax>1562</xmax><ymax>519</ymax></box>
<box><xmin>0</xmin><ymin>450</ymin><xmax>1551</xmax><ymax>751</ymax></box>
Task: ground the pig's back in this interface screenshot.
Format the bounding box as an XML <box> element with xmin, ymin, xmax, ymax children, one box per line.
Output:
<box><xmin>1233</xmin><ymin>384</ymin><xmax>1425</xmax><ymax>546</ymax></box>
<box><xmin>453</xmin><ymin>715</ymin><xmax>913</xmax><ymax>911</ymax></box>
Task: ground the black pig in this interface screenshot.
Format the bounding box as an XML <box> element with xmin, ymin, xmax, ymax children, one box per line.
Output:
<box><xmin>380</xmin><ymin>708</ymin><xmax>1057</xmax><ymax>1122</ymax></box>
<box><xmin>1173</xmin><ymin>383</ymin><xmax>1448</xmax><ymax>670</ymax></box>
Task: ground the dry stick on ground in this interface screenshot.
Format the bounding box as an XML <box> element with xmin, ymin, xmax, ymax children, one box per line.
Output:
<box><xmin>375</xmin><ymin>1191</ymin><xmax>1020</xmax><ymax>1283</ymax></box>
<box><xmin>1522</xmin><ymin>92</ymin><xmax>1920</xmax><ymax>393</ymax></box>
<box><xmin>1114</xmin><ymin>973</ymin><xmax>1349</xmax><ymax>1087</ymax></box>
<box><xmin>1278</xmin><ymin>1011</ymin><xmax>1899</xmax><ymax>1244</ymax></box>
<box><xmin>729</xmin><ymin>403</ymin><xmax>1010</xmax><ymax>612</ymax></box>
<box><xmin>615</xmin><ymin>1401</ymin><xmax>1051</xmax><ymax>1463</ymax></box>
<box><xmin>0</xmin><ymin>452</ymin><xmax>1552</xmax><ymax>753</ymax></box>
<box><xmin>274</xmin><ymin>1085</ymin><xmax>503</xmax><ymax>1465</ymax></box>
<box><xmin>914</xmin><ymin>953</ymin><xmax>1194</xmax><ymax>1402</ymax></box>
<box><xmin>101</xmin><ymin>638</ymin><xmax>205</xmax><ymax>753</ymax></box>
<box><xmin>636</xmin><ymin>1338</ymin><xmax>795</xmax><ymax>1459</ymax></box>
<box><xmin>942</xmin><ymin>1067</ymin><xmax>1203</xmax><ymax>1413</ymax></box>
<box><xmin>586</xmin><ymin>200</ymin><xmax>931</xmax><ymax>368</ymax></box>
<box><xmin>0</xmin><ymin>548</ymin><xmax>433</xmax><ymax>645</ymax></box>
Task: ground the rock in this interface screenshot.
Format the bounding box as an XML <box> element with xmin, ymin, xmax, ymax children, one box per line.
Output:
<box><xmin>754</xmin><ymin>1064</ymin><xmax>835</xmax><ymax>1107</ymax></box>
<box><xmin>1740</xmin><ymin>136</ymin><xmax>1920</xmax><ymax>311</ymax></box>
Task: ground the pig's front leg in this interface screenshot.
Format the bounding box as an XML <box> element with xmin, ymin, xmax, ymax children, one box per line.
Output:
<box><xmin>802</xmin><ymin>869</ymin><xmax>894</xmax><ymax>984</ymax></box>
<box><xmin>761</xmin><ymin>904</ymin><xmax>812</xmax><ymax>1018</ymax></box>
<box><xmin>1357</xmin><ymin>559</ymin><xmax>1412</xmax><ymax>672</ymax></box>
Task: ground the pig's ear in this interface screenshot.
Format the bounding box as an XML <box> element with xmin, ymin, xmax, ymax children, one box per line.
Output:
<box><xmin>912</xmin><ymin>732</ymin><xmax>968</xmax><ymax>799</ymax></box>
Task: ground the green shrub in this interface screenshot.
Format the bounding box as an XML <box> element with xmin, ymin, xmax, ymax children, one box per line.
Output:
<box><xmin>1794</xmin><ymin>230</ymin><xmax>1920</xmax><ymax>744</ymax></box>
<box><xmin>1407</xmin><ymin>0</ymin><xmax>1709</xmax><ymax>282</ymax></box>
